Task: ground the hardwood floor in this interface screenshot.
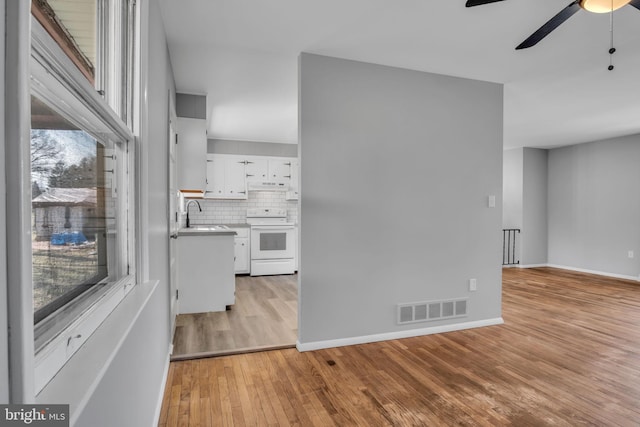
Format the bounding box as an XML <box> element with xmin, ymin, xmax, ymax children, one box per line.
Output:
<box><xmin>172</xmin><ymin>274</ymin><xmax>298</xmax><ymax>359</ymax></box>
<box><xmin>159</xmin><ymin>267</ymin><xmax>640</xmax><ymax>426</ymax></box>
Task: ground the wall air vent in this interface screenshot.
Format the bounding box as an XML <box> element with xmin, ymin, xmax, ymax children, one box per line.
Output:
<box><xmin>397</xmin><ymin>298</ymin><xmax>468</xmax><ymax>325</ymax></box>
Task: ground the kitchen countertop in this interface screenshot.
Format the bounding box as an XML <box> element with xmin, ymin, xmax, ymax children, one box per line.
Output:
<box><xmin>177</xmin><ymin>225</ymin><xmax>237</xmax><ymax>236</ymax></box>
<box><xmin>221</xmin><ymin>223</ymin><xmax>250</xmax><ymax>228</ymax></box>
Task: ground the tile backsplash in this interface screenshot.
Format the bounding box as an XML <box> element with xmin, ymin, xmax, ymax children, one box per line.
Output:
<box><xmin>182</xmin><ymin>191</ymin><xmax>298</xmax><ymax>226</ymax></box>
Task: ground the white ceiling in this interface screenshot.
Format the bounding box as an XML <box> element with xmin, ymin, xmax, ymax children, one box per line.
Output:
<box><xmin>158</xmin><ymin>0</ymin><xmax>640</xmax><ymax>149</ymax></box>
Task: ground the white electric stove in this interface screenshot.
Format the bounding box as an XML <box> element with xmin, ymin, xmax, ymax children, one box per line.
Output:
<box><xmin>246</xmin><ymin>208</ymin><xmax>295</xmax><ymax>276</ymax></box>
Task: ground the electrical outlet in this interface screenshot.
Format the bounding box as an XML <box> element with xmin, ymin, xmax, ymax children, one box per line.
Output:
<box><xmin>628</xmin><ymin>250</ymin><xmax>634</xmax><ymax>259</ymax></box>
<box><xmin>469</xmin><ymin>278</ymin><xmax>477</xmax><ymax>292</ymax></box>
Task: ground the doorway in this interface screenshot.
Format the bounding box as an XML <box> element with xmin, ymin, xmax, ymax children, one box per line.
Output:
<box><xmin>171</xmin><ymin>274</ymin><xmax>297</xmax><ymax>359</ymax></box>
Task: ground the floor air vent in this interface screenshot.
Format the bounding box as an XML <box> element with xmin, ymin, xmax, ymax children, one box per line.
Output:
<box><xmin>397</xmin><ymin>298</ymin><xmax>468</xmax><ymax>325</ymax></box>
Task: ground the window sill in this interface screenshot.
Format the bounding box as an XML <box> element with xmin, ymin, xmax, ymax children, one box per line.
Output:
<box><xmin>35</xmin><ymin>280</ymin><xmax>159</xmax><ymax>425</ymax></box>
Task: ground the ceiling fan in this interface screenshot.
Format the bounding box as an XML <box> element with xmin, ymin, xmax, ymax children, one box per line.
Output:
<box><xmin>466</xmin><ymin>0</ymin><xmax>640</xmax><ymax>50</ymax></box>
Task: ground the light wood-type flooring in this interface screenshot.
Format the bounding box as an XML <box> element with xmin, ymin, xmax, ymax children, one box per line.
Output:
<box><xmin>159</xmin><ymin>267</ymin><xmax>640</xmax><ymax>426</ymax></box>
<box><xmin>172</xmin><ymin>274</ymin><xmax>298</xmax><ymax>360</ymax></box>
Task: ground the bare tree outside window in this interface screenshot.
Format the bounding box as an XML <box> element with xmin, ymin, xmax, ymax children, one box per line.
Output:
<box><xmin>30</xmin><ymin>96</ymin><xmax>111</xmax><ymax>320</ymax></box>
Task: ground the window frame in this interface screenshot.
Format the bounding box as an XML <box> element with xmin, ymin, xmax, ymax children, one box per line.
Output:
<box><xmin>29</xmin><ymin>7</ymin><xmax>137</xmax><ymax>394</ymax></box>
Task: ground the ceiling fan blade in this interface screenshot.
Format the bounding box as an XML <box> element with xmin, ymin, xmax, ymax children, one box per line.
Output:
<box><xmin>629</xmin><ymin>0</ymin><xmax>640</xmax><ymax>11</ymax></box>
<box><xmin>465</xmin><ymin>0</ymin><xmax>506</xmax><ymax>7</ymax></box>
<box><xmin>515</xmin><ymin>0</ymin><xmax>582</xmax><ymax>50</ymax></box>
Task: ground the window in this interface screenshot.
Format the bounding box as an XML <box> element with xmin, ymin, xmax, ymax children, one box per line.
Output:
<box><xmin>31</xmin><ymin>0</ymin><xmax>135</xmax><ymax>123</ymax></box>
<box><xmin>31</xmin><ymin>0</ymin><xmax>97</xmax><ymax>84</ymax></box>
<box><xmin>31</xmin><ymin>94</ymin><xmax>124</xmax><ymax>324</ymax></box>
<box><xmin>30</xmin><ymin>0</ymin><xmax>136</xmax><ymax>393</ymax></box>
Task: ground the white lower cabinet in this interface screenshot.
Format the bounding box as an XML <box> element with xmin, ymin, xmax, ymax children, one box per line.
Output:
<box><xmin>294</xmin><ymin>226</ymin><xmax>299</xmax><ymax>272</ymax></box>
<box><xmin>230</xmin><ymin>227</ymin><xmax>250</xmax><ymax>274</ymax></box>
<box><xmin>177</xmin><ymin>233</ymin><xmax>235</xmax><ymax>313</ymax></box>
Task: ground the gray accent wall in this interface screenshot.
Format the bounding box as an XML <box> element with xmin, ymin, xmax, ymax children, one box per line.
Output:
<box><xmin>503</xmin><ymin>148</ymin><xmax>523</xmax><ymax>229</ymax></box>
<box><xmin>548</xmin><ymin>134</ymin><xmax>640</xmax><ymax>278</ymax></box>
<box><xmin>299</xmin><ymin>53</ymin><xmax>504</xmax><ymax>345</ymax></box>
<box><xmin>521</xmin><ymin>148</ymin><xmax>548</xmax><ymax>265</ymax></box>
<box><xmin>208</xmin><ymin>138</ymin><xmax>297</xmax><ymax>157</ymax></box>
<box><xmin>502</xmin><ymin>148</ymin><xmax>548</xmax><ymax>266</ymax></box>
<box><xmin>176</xmin><ymin>93</ymin><xmax>206</xmax><ymax>119</ymax></box>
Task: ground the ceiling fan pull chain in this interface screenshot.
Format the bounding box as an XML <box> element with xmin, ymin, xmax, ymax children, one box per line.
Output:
<box><xmin>608</xmin><ymin>0</ymin><xmax>616</xmax><ymax>70</ymax></box>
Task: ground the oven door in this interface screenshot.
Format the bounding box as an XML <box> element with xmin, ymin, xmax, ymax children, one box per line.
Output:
<box><xmin>250</xmin><ymin>225</ymin><xmax>295</xmax><ymax>260</ymax></box>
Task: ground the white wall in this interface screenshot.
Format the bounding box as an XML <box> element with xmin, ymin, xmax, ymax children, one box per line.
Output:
<box><xmin>74</xmin><ymin>284</ymin><xmax>167</xmax><ymax>427</ymax></box>
<box><xmin>143</xmin><ymin>0</ymin><xmax>174</xmax><ymax>337</ymax></box>
<box><xmin>299</xmin><ymin>53</ymin><xmax>504</xmax><ymax>346</ymax></box>
<box><xmin>548</xmin><ymin>134</ymin><xmax>640</xmax><ymax>279</ymax></box>
<box><xmin>73</xmin><ymin>1</ymin><xmax>174</xmax><ymax>424</ymax></box>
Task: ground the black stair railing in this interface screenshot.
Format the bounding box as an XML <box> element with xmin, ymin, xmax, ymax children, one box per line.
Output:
<box><xmin>502</xmin><ymin>229</ymin><xmax>520</xmax><ymax>266</ymax></box>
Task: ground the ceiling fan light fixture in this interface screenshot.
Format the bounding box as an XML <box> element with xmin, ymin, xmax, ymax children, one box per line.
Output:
<box><xmin>579</xmin><ymin>0</ymin><xmax>631</xmax><ymax>13</ymax></box>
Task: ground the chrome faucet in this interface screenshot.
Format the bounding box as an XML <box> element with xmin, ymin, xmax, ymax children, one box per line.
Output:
<box><xmin>185</xmin><ymin>200</ymin><xmax>202</xmax><ymax>228</ymax></box>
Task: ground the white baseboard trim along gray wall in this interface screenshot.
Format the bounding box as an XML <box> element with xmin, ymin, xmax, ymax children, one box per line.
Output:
<box><xmin>512</xmin><ymin>264</ymin><xmax>640</xmax><ymax>282</ymax></box>
<box><xmin>296</xmin><ymin>318</ymin><xmax>504</xmax><ymax>352</ymax></box>
<box><xmin>513</xmin><ymin>264</ymin><xmax>548</xmax><ymax>269</ymax></box>
<box><xmin>153</xmin><ymin>353</ymin><xmax>172</xmax><ymax>427</ymax></box>
<box><xmin>545</xmin><ymin>264</ymin><xmax>640</xmax><ymax>282</ymax></box>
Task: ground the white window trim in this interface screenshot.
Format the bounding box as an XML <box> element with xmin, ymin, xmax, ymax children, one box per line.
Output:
<box><xmin>35</xmin><ymin>280</ymin><xmax>159</xmax><ymax>425</ymax></box>
<box><xmin>0</xmin><ymin>0</ymin><xmax>10</xmax><ymax>404</ymax></box>
<box><xmin>6</xmin><ymin>0</ymin><xmax>37</xmax><ymax>402</ymax></box>
<box><xmin>30</xmin><ymin>14</ymin><xmax>137</xmax><ymax>395</ymax></box>
<box><xmin>30</xmin><ymin>17</ymin><xmax>133</xmax><ymax>143</ymax></box>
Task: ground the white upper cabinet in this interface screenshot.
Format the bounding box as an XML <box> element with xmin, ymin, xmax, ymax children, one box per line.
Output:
<box><xmin>177</xmin><ymin>117</ymin><xmax>207</xmax><ymax>192</ymax></box>
<box><xmin>245</xmin><ymin>158</ymin><xmax>293</xmax><ymax>183</ymax></box>
<box><xmin>245</xmin><ymin>158</ymin><xmax>269</xmax><ymax>182</ymax></box>
<box><xmin>205</xmin><ymin>155</ymin><xmax>226</xmax><ymax>197</ymax></box>
<box><xmin>226</xmin><ymin>159</ymin><xmax>248</xmax><ymax>197</ymax></box>
<box><xmin>286</xmin><ymin>159</ymin><xmax>299</xmax><ymax>200</ymax></box>
<box><xmin>268</xmin><ymin>159</ymin><xmax>292</xmax><ymax>182</ymax></box>
<box><xmin>205</xmin><ymin>154</ymin><xmax>248</xmax><ymax>199</ymax></box>
<box><xmin>205</xmin><ymin>154</ymin><xmax>298</xmax><ymax>199</ymax></box>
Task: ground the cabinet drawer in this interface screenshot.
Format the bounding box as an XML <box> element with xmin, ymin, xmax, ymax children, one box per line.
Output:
<box><xmin>229</xmin><ymin>227</ymin><xmax>250</xmax><ymax>238</ymax></box>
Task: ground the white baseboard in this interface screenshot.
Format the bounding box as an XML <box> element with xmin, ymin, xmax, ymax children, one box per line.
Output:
<box><xmin>296</xmin><ymin>317</ymin><xmax>504</xmax><ymax>352</ymax></box>
<box><xmin>546</xmin><ymin>264</ymin><xmax>640</xmax><ymax>282</ymax></box>
<box><xmin>153</xmin><ymin>351</ymin><xmax>172</xmax><ymax>427</ymax></box>
<box><xmin>513</xmin><ymin>263</ymin><xmax>639</xmax><ymax>282</ymax></box>
<box><xmin>516</xmin><ymin>264</ymin><xmax>548</xmax><ymax>268</ymax></box>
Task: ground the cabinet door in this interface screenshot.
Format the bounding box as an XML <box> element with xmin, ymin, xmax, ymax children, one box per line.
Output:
<box><xmin>234</xmin><ymin>237</ymin><xmax>250</xmax><ymax>274</ymax></box>
<box><xmin>268</xmin><ymin>159</ymin><xmax>292</xmax><ymax>182</ymax></box>
<box><xmin>246</xmin><ymin>158</ymin><xmax>268</xmax><ymax>182</ymax></box>
<box><xmin>205</xmin><ymin>155</ymin><xmax>247</xmax><ymax>199</ymax></box>
<box><xmin>177</xmin><ymin>118</ymin><xmax>207</xmax><ymax>191</ymax></box>
<box><xmin>286</xmin><ymin>159</ymin><xmax>299</xmax><ymax>200</ymax></box>
<box><xmin>205</xmin><ymin>156</ymin><xmax>225</xmax><ymax>197</ymax></box>
<box><xmin>225</xmin><ymin>159</ymin><xmax>247</xmax><ymax>198</ymax></box>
